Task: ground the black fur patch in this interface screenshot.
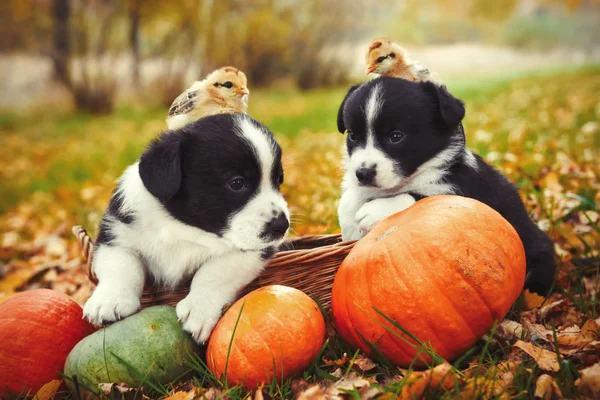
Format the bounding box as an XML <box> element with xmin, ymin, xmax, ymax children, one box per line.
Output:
<box><xmin>138</xmin><ymin>114</ymin><xmax>282</xmax><ymax>236</ymax></box>
<box><xmin>260</xmin><ymin>246</ymin><xmax>276</xmax><ymax>260</ymax></box>
<box><xmin>96</xmin><ymin>216</ymin><xmax>116</xmax><ymax>246</ymax></box>
<box><xmin>107</xmin><ymin>191</ymin><xmax>135</xmax><ymax>224</ymax></box>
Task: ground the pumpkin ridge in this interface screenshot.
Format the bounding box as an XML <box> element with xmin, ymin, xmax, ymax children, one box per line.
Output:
<box><xmin>386</xmin><ymin>255</ymin><xmax>449</xmax><ymax>357</ymax></box>
<box><xmin>364</xmin><ymin>244</ymin><xmax>416</xmax><ymax>361</ymax></box>
<box><xmin>341</xmin><ymin>256</ymin><xmax>364</xmax><ymax>348</ymax></box>
<box><xmin>412</xmin><ymin>245</ymin><xmax>481</xmax><ymax>342</ymax></box>
<box><xmin>451</xmin><ymin>251</ymin><xmax>500</xmax><ymax>321</ymax></box>
<box><xmin>379</xmin><ymin>243</ymin><xmax>428</xmax><ymax>361</ymax></box>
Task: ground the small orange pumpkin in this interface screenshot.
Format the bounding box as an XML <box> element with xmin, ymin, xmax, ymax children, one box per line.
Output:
<box><xmin>0</xmin><ymin>289</ymin><xmax>96</xmax><ymax>396</ymax></box>
<box><xmin>332</xmin><ymin>195</ymin><xmax>526</xmax><ymax>367</ymax></box>
<box><xmin>207</xmin><ymin>285</ymin><xmax>325</xmax><ymax>389</ymax></box>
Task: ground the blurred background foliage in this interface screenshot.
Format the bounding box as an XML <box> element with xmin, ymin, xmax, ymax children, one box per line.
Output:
<box><xmin>1</xmin><ymin>0</ymin><xmax>599</xmax><ymax>114</ymax></box>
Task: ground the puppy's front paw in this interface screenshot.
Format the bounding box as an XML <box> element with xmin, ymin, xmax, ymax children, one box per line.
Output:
<box><xmin>355</xmin><ymin>201</ymin><xmax>387</xmax><ymax>234</ymax></box>
<box><xmin>176</xmin><ymin>294</ymin><xmax>224</xmax><ymax>344</ymax></box>
<box><xmin>355</xmin><ymin>194</ymin><xmax>416</xmax><ymax>234</ymax></box>
<box><xmin>83</xmin><ymin>288</ymin><xmax>140</xmax><ymax>325</ymax></box>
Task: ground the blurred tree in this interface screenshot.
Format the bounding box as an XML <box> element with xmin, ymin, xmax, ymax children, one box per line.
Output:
<box><xmin>53</xmin><ymin>0</ymin><xmax>71</xmax><ymax>87</ymax></box>
<box><xmin>128</xmin><ymin>0</ymin><xmax>141</xmax><ymax>87</ymax></box>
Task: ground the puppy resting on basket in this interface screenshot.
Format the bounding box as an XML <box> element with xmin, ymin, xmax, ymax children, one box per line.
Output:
<box><xmin>84</xmin><ymin>114</ymin><xmax>290</xmax><ymax>343</ymax></box>
<box><xmin>336</xmin><ymin>77</ymin><xmax>556</xmax><ymax>295</ymax></box>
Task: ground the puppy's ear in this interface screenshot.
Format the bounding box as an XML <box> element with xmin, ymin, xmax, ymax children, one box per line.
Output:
<box><xmin>423</xmin><ymin>82</ymin><xmax>465</xmax><ymax>129</ymax></box>
<box><xmin>337</xmin><ymin>84</ymin><xmax>360</xmax><ymax>133</ymax></box>
<box><xmin>139</xmin><ymin>133</ymin><xmax>182</xmax><ymax>201</ymax></box>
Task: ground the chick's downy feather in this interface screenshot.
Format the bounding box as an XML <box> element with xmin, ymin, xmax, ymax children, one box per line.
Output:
<box><xmin>166</xmin><ymin>66</ymin><xmax>249</xmax><ymax>130</ymax></box>
<box><xmin>365</xmin><ymin>39</ymin><xmax>443</xmax><ymax>86</ymax></box>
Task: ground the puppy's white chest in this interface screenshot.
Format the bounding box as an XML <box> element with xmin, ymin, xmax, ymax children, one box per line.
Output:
<box><xmin>135</xmin><ymin>227</ymin><xmax>230</xmax><ymax>287</ymax></box>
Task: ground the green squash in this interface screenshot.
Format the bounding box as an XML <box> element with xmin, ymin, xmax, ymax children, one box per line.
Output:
<box><xmin>64</xmin><ymin>306</ymin><xmax>201</xmax><ymax>391</ymax></box>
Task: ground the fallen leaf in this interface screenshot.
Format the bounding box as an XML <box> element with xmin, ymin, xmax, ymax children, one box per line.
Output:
<box><xmin>576</xmin><ymin>362</ymin><xmax>600</xmax><ymax>399</ymax></box>
<box><xmin>499</xmin><ymin>320</ymin><xmax>526</xmax><ymax>339</ymax></box>
<box><xmin>323</xmin><ymin>353</ymin><xmax>347</xmax><ymax>366</ymax></box>
<box><xmin>540</xmin><ymin>300</ymin><xmax>565</xmax><ymax>319</ymax></box>
<box><xmin>329</xmin><ymin>372</ymin><xmax>372</xmax><ymax>396</ymax></box>
<box><xmin>522</xmin><ymin>320</ymin><xmax>552</xmax><ymax>342</ymax></box>
<box><xmin>292</xmin><ymin>379</ymin><xmax>330</xmax><ymax>400</ymax></box>
<box><xmin>399</xmin><ymin>363</ymin><xmax>460</xmax><ymax>400</ymax></box>
<box><xmin>163</xmin><ymin>391</ymin><xmax>192</xmax><ymax>400</ymax></box>
<box><xmin>534</xmin><ymin>374</ymin><xmax>561</xmax><ymax>400</ymax></box>
<box><xmin>459</xmin><ymin>377</ymin><xmax>509</xmax><ymax>400</ymax></box>
<box><xmin>98</xmin><ymin>382</ymin><xmax>135</xmax><ymax>396</ymax></box>
<box><xmin>523</xmin><ymin>289</ymin><xmax>546</xmax><ymax>310</ymax></box>
<box><xmin>34</xmin><ymin>379</ymin><xmax>63</xmax><ymax>400</ymax></box>
<box><xmin>353</xmin><ymin>354</ymin><xmax>376</xmax><ymax>372</ymax></box>
<box><xmin>514</xmin><ymin>340</ymin><xmax>560</xmax><ymax>372</ymax></box>
<box><xmin>253</xmin><ymin>384</ymin><xmax>264</xmax><ymax>400</ymax></box>
<box><xmin>556</xmin><ymin>319</ymin><xmax>600</xmax><ymax>348</ymax></box>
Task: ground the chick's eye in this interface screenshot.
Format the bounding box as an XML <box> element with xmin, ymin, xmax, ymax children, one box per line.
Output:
<box><xmin>229</xmin><ymin>177</ymin><xmax>245</xmax><ymax>191</ymax></box>
<box><xmin>376</xmin><ymin>56</ymin><xmax>387</xmax><ymax>63</ymax></box>
<box><xmin>389</xmin><ymin>131</ymin><xmax>405</xmax><ymax>143</ymax></box>
<box><xmin>222</xmin><ymin>81</ymin><xmax>233</xmax><ymax>89</ymax></box>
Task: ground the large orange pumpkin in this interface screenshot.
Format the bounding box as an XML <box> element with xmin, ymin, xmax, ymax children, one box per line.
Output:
<box><xmin>207</xmin><ymin>285</ymin><xmax>325</xmax><ymax>389</ymax></box>
<box><xmin>332</xmin><ymin>195</ymin><xmax>526</xmax><ymax>367</ymax></box>
<box><xmin>0</xmin><ymin>289</ymin><xmax>96</xmax><ymax>396</ymax></box>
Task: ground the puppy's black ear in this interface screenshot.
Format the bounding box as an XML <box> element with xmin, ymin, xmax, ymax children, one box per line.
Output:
<box><xmin>337</xmin><ymin>84</ymin><xmax>360</xmax><ymax>133</ymax></box>
<box><xmin>424</xmin><ymin>82</ymin><xmax>465</xmax><ymax>129</ymax></box>
<box><xmin>139</xmin><ymin>133</ymin><xmax>182</xmax><ymax>201</ymax></box>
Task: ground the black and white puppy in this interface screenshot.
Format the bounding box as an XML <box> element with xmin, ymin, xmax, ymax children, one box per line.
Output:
<box><xmin>84</xmin><ymin>114</ymin><xmax>290</xmax><ymax>343</ymax></box>
<box><xmin>337</xmin><ymin>77</ymin><xmax>555</xmax><ymax>295</ymax></box>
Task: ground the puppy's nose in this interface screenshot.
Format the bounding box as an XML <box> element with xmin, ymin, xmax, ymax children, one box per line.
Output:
<box><xmin>267</xmin><ymin>214</ymin><xmax>289</xmax><ymax>237</ymax></box>
<box><xmin>356</xmin><ymin>167</ymin><xmax>376</xmax><ymax>185</ymax></box>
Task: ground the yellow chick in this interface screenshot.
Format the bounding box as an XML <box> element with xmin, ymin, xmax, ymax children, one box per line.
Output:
<box><xmin>365</xmin><ymin>38</ymin><xmax>442</xmax><ymax>85</ymax></box>
<box><xmin>166</xmin><ymin>66</ymin><xmax>249</xmax><ymax>130</ymax></box>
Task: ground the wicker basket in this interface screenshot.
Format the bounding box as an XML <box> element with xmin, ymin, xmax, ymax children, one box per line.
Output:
<box><xmin>72</xmin><ymin>226</ymin><xmax>356</xmax><ymax>310</ymax></box>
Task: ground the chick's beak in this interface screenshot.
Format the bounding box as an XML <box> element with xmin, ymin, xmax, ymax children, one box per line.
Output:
<box><xmin>366</xmin><ymin>64</ymin><xmax>376</xmax><ymax>74</ymax></box>
<box><xmin>237</xmin><ymin>87</ymin><xmax>250</xmax><ymax>96</ymax></box>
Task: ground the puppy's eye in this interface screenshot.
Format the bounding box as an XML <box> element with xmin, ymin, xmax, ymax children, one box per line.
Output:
<box><xmin>229</xmin><ymin>177</ymin><xmax>245</xmax><ymax>191</ymax></box>
<box><xmin>278</xmin><ymin>172</ymin><xmax>284</xmax><ymax>185</ymax></box>
<box><xmin>347</xmin><ymin>130</ymin><xmax>356</xmax><ymax>141</ymax></box>
<box><xmin>389</xmin><ymin>131</ymin><xmax>405</xmax><ymax>144</ymax></box>
<box><xmin>222</xmin><ymin>81</ymin><xmax>233</xmax><ymax>89</ymax></box>
<box><xmin>376</xmin><ymin>56</ymin><xmax>387</xmax><ymax>63</ymax></box>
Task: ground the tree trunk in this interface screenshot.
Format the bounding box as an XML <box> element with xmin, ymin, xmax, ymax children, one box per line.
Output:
<box><xmin>129</xmin><ymin>0</ymin><xmax>141</xmax><ymax>87</ymax></box>
<box><xmin>53</xmin><ymin>0</ymin><xmax>71</xmax><ymax>88</ymax></box>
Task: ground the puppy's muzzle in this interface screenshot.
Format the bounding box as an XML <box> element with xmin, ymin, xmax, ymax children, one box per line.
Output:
<box><xmin>356</xmin><ymin>167</ymin><xmax>377</xmax><ymax>186</ymax></box>
<box><xmin>262</xmin><ymin>212</ymin><xmax>289</xmax><ymax>241</ymax></box>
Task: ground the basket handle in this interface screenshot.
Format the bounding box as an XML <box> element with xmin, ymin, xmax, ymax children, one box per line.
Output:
<box><xmin>72</xmin><ymin>225</ymin><xmax>98</xmax><ymax>284</ymax></box>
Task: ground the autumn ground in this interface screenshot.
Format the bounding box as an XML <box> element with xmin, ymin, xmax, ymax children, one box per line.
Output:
<box><xmin>0</xmin><ymin>66</ymin><xmax>599</xmax><ymax>398</ymax></box>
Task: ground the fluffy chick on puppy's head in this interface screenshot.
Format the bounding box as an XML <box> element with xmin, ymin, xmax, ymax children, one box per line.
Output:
<box><xmin>166</xmin><ymin>66</ymin><xmax>249</xmax><ymax>130</ymax></box>
<box><xmin>366</xmin><ymin>38</ymin><xmax>442</xmax><ymax>85</ymax></box>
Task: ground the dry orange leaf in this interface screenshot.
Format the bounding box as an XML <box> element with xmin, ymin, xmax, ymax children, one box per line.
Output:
<box><xmin>556</xmin><ymin>319</ymin><xmax>600</xmax><ymax>348</ymax></box>
<box><xmin>575</xmin><ymin>362</ymin><xmax>600</xmax><ymax>399</ymax></box>
<box><xmin>534</xmin><ymin>374</ymin><xmax>561</xmax><ymax>400</ymax></box>
<box><xmin>514</xmin><ymin>340</ymin><xmax>560</xmax><ymax>372</ymax></box>
<box><xmin>398</xmin><ymin>363</ymin><xmax>460</xmax><ymax>400</ymax></box>
<box><xmin>523</xmin><ymin>289</ymin><xmax>546</xmax><ymax>310</ymax></box>
<box><xmin>323</xmin><ymin>353</ymin><xmax>347</xmax><ymax>366</ymax></box>
<box><xmin>34</xmin><ymin>379</ymin><xmax>63</xmax><ymax>400</ymax></box>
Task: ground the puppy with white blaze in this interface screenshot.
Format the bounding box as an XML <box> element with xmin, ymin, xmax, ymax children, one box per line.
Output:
<box><xmin>84</xmin><ymin>114</ymin><xmax>290</xmax><ymax>343</ymax></box>
<box><xmin>337</xmin><ymin>77</ymin><xmax>556</xmax><ymax>295</ymax></box>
